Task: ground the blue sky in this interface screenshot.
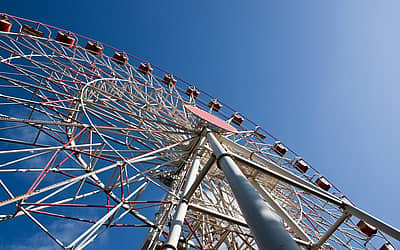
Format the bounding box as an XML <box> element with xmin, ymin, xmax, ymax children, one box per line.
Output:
<box><xmin>1</xmin><ymin>0</ymin><xmax>400</xmax><ymax>249</ymax></box>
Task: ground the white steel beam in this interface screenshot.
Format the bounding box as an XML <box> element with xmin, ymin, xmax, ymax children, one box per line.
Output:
<box><xmin>188</xmin><ymin>203</ymin><xmax>247</xmax><ymax>228</ymax></box>
<box><xmin>343</xmin><ymin>204</ymin><xmax>400</xmax><ymax>241</ymax></box>
<box><xmin>312</xmin><ymin>212</ymin><xmax>349</xmax><ymax>249</ymax></box>
<box><xmin>163</xmin><ymin>137</ymin><xmax>206</xmax><ymax>250</ymax></box>
<box><xmin>183</xmin><ymin>155</ymin><xmax>215</xmax><ymax>201</ymax></box>
<box><xmin>219</xmin><ymin>136</ymin><xmax>341</xmax><ymax>202</ymax></box>
<box><xmin>68</xmin><ymin>181</ymin><xmax>148</xmax><ymax>249</ymax></box>
<box><xmin>222</xmin><ymin>136</ymin><xmax>400</xmax><ymax>242</ymax></box>
<box><xmin>207</xmin><ymin>131</ymin><xmax>299</xmax><ymax>250</ymax></box>
<box><xmin>230</xmin><ymin>151</ymin><xmax>342</xmax><ymax>206</ymax></box>
<box><xmin>250</xmin><ymin>179</ymin><xmax>312</xmax><ymax>243</ymax></box>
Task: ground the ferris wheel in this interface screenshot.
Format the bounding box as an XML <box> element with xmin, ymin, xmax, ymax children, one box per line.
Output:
<box><xmin>0</xmin><ymin>13</ymin><xmax>398</xmax><ymax>250</ymax></box>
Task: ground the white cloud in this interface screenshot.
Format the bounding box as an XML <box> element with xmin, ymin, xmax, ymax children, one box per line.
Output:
<box><xmin>0</xmin><ymin>220</ymin><xmax>109</xmax><ymax>250</ymax></box>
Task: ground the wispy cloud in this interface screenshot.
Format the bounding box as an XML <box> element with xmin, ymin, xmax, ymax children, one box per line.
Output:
<box><xmin>0</xmin><ymin>220</ymin><xmax>95</xmax><ymax>250</ymax></box>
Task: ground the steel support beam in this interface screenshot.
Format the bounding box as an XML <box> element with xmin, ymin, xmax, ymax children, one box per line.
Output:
<box><xmin>214</xmin><ymin>230</ymin><xmax>230</xmax><ymax>249</ymax></box>
<box><xmin>219</xmin><ymin>136</ymin><xmax>341</xmax><ymax>203</ymax></box>
<box><xmin>312</xmin><ymin>212</ymin><xmax>349</xmax><ymax>249</ymax></box>
<box><xmin>188</xmin><ymin>203</ymin><xmax>248</xmax><ymax>228</ymax></box>
<box><xmin>250</xmin><ymin>179</ymin><xmax>312</xmax><ymax>243</ymax></box>
<box><xmin>163</xmin><ymin>137</ymin><xmax>206</xmax><ymax>250</ymax></box>
<box><xmin>207</xmin><ymin>131</ymin><xmax>299</xmax><ymax>250</ymax></box>
<box><xmin>343</xmin><ymin>204</ymin><xmax>400</xmax><ymax>241</ymax></box>
<box><xmin>231</xmin><ymin>152</ymin><xmax>342</xmax><ymax>206</ymax></box>
<box><xmin>183</xmin><ymin>155</ymin><xmax>215</xmax><ymax>201</ymax></box>
<box><xmin>68</xmin><ymin>182</ymin><xmax>148</xmax><ymax>249</ymax></box>
<box><xmin>221</xmin><ymin>136</ymin><xmax>400</xmax><ymax>242</ymax></box>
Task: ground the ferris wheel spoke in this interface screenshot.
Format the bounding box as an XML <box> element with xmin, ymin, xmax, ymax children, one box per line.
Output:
<box><xmin>0</xmin><ymin>177</ymin><xmax>139</xmax><ymax>229</ymax></box>
<box><xmin>145</xmin><ymin>86</ymin><xmax>185</xmax><ymax>120</ymax></box>
<box><xmin>67</xmin><ymin>181</ymin><xmax>147</xmax><ymax>249</ymax></box>
<box><xmin>1</xmin><ymin>49</ymin><xmax>82</xmax><ymax>94</ymax></box>
<box><xmin>87</xmin><ymin>92</ymin><xmax>192</xmax><ymax>132</ymax></box>
<box><xmin>0</xmin><ymin>100</ymin><xmax>76</xmax><ymax>129</ymax></box>
<box><xmin>2</xmin><ymin>37</ymin><xmax>26</xmax><ymax>56</ymax></box>
<box><xmin>0</xmin><ymin>99</ymin><xmax>76</xmax><ymax>130</ymax></box>
<box><xmin>80</xmin><ymin>109</ymin><xmax>194</xmax><ymax>151</ymax></box>
<box><xmin>1</xmin><ymin>166</ymin><xmax>160</xmax><ymax>227</ymax></box>
<box><xmin>0</xmin><ymin>73</ymin><xmax>75</xmax><ymax>103</ymax></box>
<box><xmin>80</xmin><ymin>87</ymin><xmax>192</xmax><ymax>133</ymax></box>
<box><xmin>251</xmin><ymin>180</ymin><xmax>312</xmax><ymax>242</ymax></box>
<box><xmin>97</xmin><ymin>125</ymin><xmax>193</xmax><ymax>136</ymax></box>
<box><xmin>0</xmin><ymin>181</ymin><xmax>61</xmax><ymax>248</ymax></box>
<box><xmin>18</xmin><ymin>186</ymin><xmax>104</xmax><ymax>220</ymax></box>
<box><xmin>119</xmin><ymin>78</ymin><xmax>189</xmax><ymax>122</ymax></box>
<box><xmin>0</xmin><ymin>161</ymin><xmax>122</xmax><ymax>208</ymax></box>
<box><xmin>19</xmin><ymin>207</ymin><xmax>66</xmax><ymax>248</ymax></box>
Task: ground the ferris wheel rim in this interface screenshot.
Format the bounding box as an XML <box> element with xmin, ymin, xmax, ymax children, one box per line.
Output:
<box><xmin>0</xmin><ymin>12</ymin><xmax>347</xmax><ymax>197</ymax></box>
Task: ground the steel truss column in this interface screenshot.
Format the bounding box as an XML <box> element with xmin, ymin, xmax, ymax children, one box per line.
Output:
<box><xmin>163</xmin><ymin>137</ymin><xmax>206</xmax><ymax>250</ymax></box>
<box><xmin>207</xmin><ymin>131</ymin><xmax>299</xmax><ymax>250</ymax></box>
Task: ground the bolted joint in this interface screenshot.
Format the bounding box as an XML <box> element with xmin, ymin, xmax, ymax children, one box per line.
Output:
<box><xmin>215</xmin><ymin>152</ymin><xmax>232</xmax><ymax>169</ymax></box>
<box><xmin>162</xmin><ymin>243</ymin><xmax>177</xmax><ymax>250</ymax></box>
